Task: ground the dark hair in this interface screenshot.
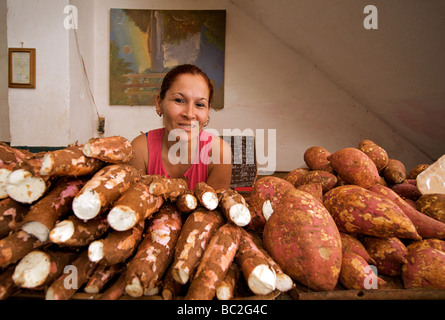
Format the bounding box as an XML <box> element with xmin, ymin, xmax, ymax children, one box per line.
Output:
<box><xmin>159</xmin><ymin>64</ymin><xmax>214</xmax><ymax>104</ymax></box>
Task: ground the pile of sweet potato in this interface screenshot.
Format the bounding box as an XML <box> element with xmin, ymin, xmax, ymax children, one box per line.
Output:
<box><xmin>259</xmin><ymin>140</ymin><xmax>445</xmax><ymax>292</ymax></box>
<box><xmin>1</xmin><ymin>137</ymin><xmax>445</xmax><ymax>300</ymax></box>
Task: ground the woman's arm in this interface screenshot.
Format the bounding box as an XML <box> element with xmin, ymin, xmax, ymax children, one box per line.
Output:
<box><xmin>206</xmin><ymin>136</ymin><xmax>233</xmax><ymax>191</ymax></box>
<box><xmin>128</xmin><ymin>133</ymin><xmax>149</xmax><ymax>175</ymax></box>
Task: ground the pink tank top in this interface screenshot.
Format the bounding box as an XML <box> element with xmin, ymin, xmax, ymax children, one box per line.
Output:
<box><xmin>146</xmin><ymin>128</ymin><xmax>213</xmax><ymax>190</ymax></box>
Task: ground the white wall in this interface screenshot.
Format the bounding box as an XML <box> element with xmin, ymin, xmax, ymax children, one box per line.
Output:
<box><xmin>5</xmin><ymin>0</ymin><xmax>432</xmax><ymax>172</ymax></box>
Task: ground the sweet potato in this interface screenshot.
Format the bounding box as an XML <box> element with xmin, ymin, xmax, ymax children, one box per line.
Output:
<box><xmin>369</xmin><ymin>184</ymin><xmax>445</xmax><ymax>239</ymax></box>
<box><xmin>390</xmin><ymin>180</ymin><xmax>421</xmax><ymax>201</ymax></box>
<box><xmin>263</xmin><ymin>188</ymin><xmax>342</xmax><ymax>291</ymax></box>
<box><xmin>323</xmin><ymin>185</ymin><xmax>420</xmax><ymax>239</ymax></box>
<box><xmin>296</xmin><ymin>183</ymin><xmax>323</xmax><ymax>203</ymax></box>
<box><xmin>282</xmin><ymin>168</ymin><xmax>309</xmax><ymax>187</ymax></box>
<box><xmin>382</xmin><ymin>158</ymin><xmax>406</xmax><ymax>184</ymax></box>
<box><xmin>406</xmin><ymin>239</ymin><xmax>445</xmax><ymax>253</ymax></box>
<box><xmin>407</xmin><ymin>164</ymin><xmax>429</xmax><ymax>179</ymax></box>
<box><xmin>357</xmin><ymin>139</ymin><xmax>389</xmax><ymax>172</ymax></box>
<box><xmin>416</xmin><ymin>193</ymin><xmax>445</xmax><ymax>224</ymax></box>
<box><xmin>340</xmin><ymin>232</ymin><xmax>375</xmax><ymax>264</ymax></box>
<box><xmin>303</xmin><ymin>146</ymin><xmax>334</xmax><ymax>173</ymax></box>
<box><xmin>401</xmin><ymin>246</ymin><xmax>445</xmax><ymax>289</ymax></box>
<box><xmin>327</xmin><ymin>148</ymin><xmax>380</xmax><ymax>188</ymax></box>
<box><xmin>339</xmin><ymin>252</ymin><xmax>386</xmax><ymax>290</ymax></box>
<box><xmin>248</xmin><ymin>176</ymin><xmax>294</xmax><ymax>222</ymax></box>
<box><xmin>298</xmin><ymin>170</ymin><xmax>337</xmax><ymax>193</ymax></box>
<box><xmin>362</xmin><ymin>237</ymin><xmax>408</xmax><ymax>276</ymax></box>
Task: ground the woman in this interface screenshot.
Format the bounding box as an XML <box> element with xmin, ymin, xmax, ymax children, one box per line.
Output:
<box><xmin>129</xmin><ymin>64</ymin><xmax>232</xmax><ymax>191</ymax></box>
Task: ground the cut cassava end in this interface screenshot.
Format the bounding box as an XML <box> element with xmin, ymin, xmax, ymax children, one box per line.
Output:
<box><xmin>107</xmin><ymin>182</ymin><xmax>163</xmax><ymax>231</ymax></box>
<box><xmin>84</xmin><ymin>264</ymin><xmax>120</xmax><ymax>294</ymax></box>
<box><xmin>175</xmin><ymin>192</ymin><xmax>198</xmax><ymax>214</ymax></box>
<box><xmin>194</xmin><ymin>182</ymin><xmax>218</xmax><ymax>210</ymax></box>
<box><xmin>5</xmin><ymin>169</ymin><xmax>50</xmax><ymax>204</ymax></box>
<box><xmin>12</xmin><ymin>250</ymin><xmax>76</xmax><ymax>290</ymax></box>
<box><xmin>72</xmin><ymin>164</ymin><xmax>141</xmax><ymax>220</ymax></box>
<box><xmin>49</xmin><ymin>215</ymin><xmax>109</xmax><ymax>247</ymax></box>
<box><xmin>218</xmin><ymin>188</ymin><xmax>251</xmax><ymax>227</ymax></box>
<box><xmin>236</xmin><ymin>229</ymin><xmax>276</xmax><ymax>296</ymax></box>
<box><xmin>216</xmin><ymin>262</ymin><xmax>240</xmax><ymax>300</ymax></box>
<box><xmin>0</xmin><ymin>168</ymin><xmax>13</xmax><ymax>199</ymax></box>
<box><xmin>40</xmin><ymin>145</ymin><xmax>104</xmax><ymax>177</ymax></box>
<box><xmin>82</xmin><ymin>136</ymin><xmax>134</xmax><ymax>164</ymax></box>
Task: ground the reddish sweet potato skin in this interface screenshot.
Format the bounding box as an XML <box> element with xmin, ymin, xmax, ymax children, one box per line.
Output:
<box><xmin>263</xmin><ymin>188</ymin><xmax>342</xmax><ymax>291</ymax></box>
<box><xmin>323</xmin><ymin>185</ymin><xmax>420</xmax><ymax>239</ymax></box>
<box><xmin>327</xmin><ymin>148</ymin><xmax>380</xmax><ymax>188</ymax></box>
<box><xmin>339</xmin><ymin>252</ymin><xmax>386</xmax><ymax>290</ymax></box>
<box><xmin>362</xmin><ymin>237</ymin><xmax>408</xmax><ymax>276</ymax></box>
<box><xmin>382</xmin><ymin>159</ymin><xmax>406</xmax><ymax>184</ymax></box>
<box><xmin>416</xmin><ymin>193</ymin><xmax>445</xmax><ymax>224</ymax></box>
<box><xmin>402</xmin><ymin>246</ymin><xmax>445</xmax><ymax>289</ymax></box>
<box><xmin>303</xmin><ymin>146</ymin><xmax>334</xmax><ymax>173</ymax></box>
<box><xmin>358</xmin><ymin>140</ymin><xmax>389</xmax><ymax>172</ymax></box>
<box><xmin>340</xmin><ymin>232</ymin><xmax>375</xmax><ymax>264</ymax></box>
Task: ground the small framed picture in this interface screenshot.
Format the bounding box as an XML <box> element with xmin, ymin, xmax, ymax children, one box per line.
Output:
<box><xmin>8</xmin><ymin>48</ymin><xmax>36</xmax><ymax>88</ymax></box>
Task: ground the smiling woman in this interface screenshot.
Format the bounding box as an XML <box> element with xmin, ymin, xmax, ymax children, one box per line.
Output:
<box><xmin>129</xmin><ymin>64</ymin><xmax>232</xmax><ymax>191</ymax></box>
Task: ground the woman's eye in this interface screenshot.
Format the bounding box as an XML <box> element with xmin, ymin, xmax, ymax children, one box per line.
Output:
<box><xmin>174</xmin><ymin>98</ymin><xmax>184</xmax><ymax>103</ymax></box>
<box><xmin>196</xmin><ymin>103</ymin><xmax>207</xmax><ymax>108</ymax></box>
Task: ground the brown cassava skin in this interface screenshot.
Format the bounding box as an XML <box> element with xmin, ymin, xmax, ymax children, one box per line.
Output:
<box><xmin>125</xmin><ymin>204</ymin><xmax>182</xmax><ymax>296</ymax></box>
<box><xmin>40</xmin><ymin>145</ymin><xmax>104</xmax><ymax>177</ymax></box>
<box><xmin>216</xmin><ymin>262</ymin><xmax>240</xmax><ymax>300</ymax></box>
<box><xmin>161</xmin><ymin>265</ymin><xmax>182</xmax><ymax>300</ymax></box>
<box><xmin>245</xmin><ymin>202</ymin><xmax>267</xmax><ymax>232</ymax></box>
<box><xmin>82</xmin><ymin>136</ymin><xmax>134</xmax><ymax>163</ymax></box>
<box><xmin>49</xmin><ymin>215</ymin><xmax>109</xmax><ymax>247</ymax></box>
<box><xmin>362</xmin><ymin>237</ymin><xmax>408</xmax><ymax>276</ymax></box>
<box><xmin>358</xmin><ymin>139</ymin><xmax>389</xmax><ymax>172</ymax></box>
<box><xmin>72</xmin><ymin>164</ymin><xmax>141</xmax><ymax>220</ymax></box>
<box><xmin>248</xmin><ymin>176</ymin><xmax>294</xmax><ymax>220</ymax></box>
<box><xmin>194</xmin><ymin>182</ymin><xmax>218</xmax><ymax>209</ymax></box>
<box><xmin>369</xmin><ymin>184</ymin><xmax>445</xmax><ymax>239</ymax></box>
<box><xmin>0</xmin><ymin>142</ymin><xmax>33</xmax><ymax>165</ymax></box>
<box><xmin>217</xmin><ymin>188</ymin><xmax>250</xmax><ymax>226</ymax></box>
<box><xmin>298</xmin><ymin>170</ymin><xmax>337</xmax><ymax>193</ymax></box>
<box><xmin>340</xmin><ymin>232</ymin><xmax>375</xmax><ymax>264</ymax></box>
<box><xmin>263</xmin><ymin>188</ymin><xmax>342</xmax><ymax>291</ymax></box>
<box><xmin>327</xmin><ymin>148</ymin><xmax>380</xmax><ymax>188</ymax></box>
<box><xmin>98</xmin><ymin>272</ymin><xmax>126</xmax><ymax>300</ymax></box>
<box><xmin>303</xmin><ymin>146</ymin><xmax>334</xmax><ymax>173</ymax></box>
<box><xmin>84</xmin><ymin>264</ymin><xmax>120</xmax><ymax>294</ymax></box>
<box><xmin>0</xmin><ymin>230</ymin><xmax>41</xmax><ymax>268</ymax></box>
<box><xmin>402</xmin><ymin>246</ymin><xmax>445</xmax><ymax>289</ymax></box>
<box><xmin>323</xmin><ymin>185</ymin><xmax>420</xmax><ymax>239</ymax></box>
<box><xmin>283</xmin><ymin>168</ymin><xmax>310</xmax><ymax>187</ymax></box>
<box><xmin>150</xmin><ymin>176</ymin><xmax>189</xmax><ymax>201</ymax></box>
<box><xmin>185</xmin><ymin>223</ymin><xmax>241</xmax><ymax>300</ymax></box>
<box><xmin>45</xmin><ymin>250</ymin><xmax>97</xmax><ymax>300</ymax></box>
<box><xmin>382</xmin><ymin>159</ymin><xmax>407</xmax><ymax>184</ymax></box>
<box><xmin>339</xmin><ymin>252</ymin><xmax>386</xmax><ymax>290</ymax></box>
<box><xmin>21</xmin><ymin>177</ymin><xmax>86</xmax><ymax>239</ymax></box>
<box><xmin>0</xmin><ymin>267</ymin><xmax>17</xmax><ymax>300</ymax></box>
<box><xmin>416</xmin><ymin>193</ymin><xmax>445</xmax><ymax>224</ymax></box>
<box><xmin>407</xmin><ymin>164</ymin><xmax>429</xmax><ymax>179</ymax></box>
<box><xmin>0</xmin><ymin>198</ymin><xmax>29</xmax><ymax>238</ymax></box>
<box><xmin>13</xmin><ymin>250</ymin><xmax>77</xmax><ymax>290</ymax></box>
<box><xmin>172</xmin><ymin>208</ymin><xmax>224</xmax><ymax>284</ymax></box>
<box><xmin>175</xmin><ymin>191</ymin><xmax>198</xmax><ymax>214</ymax></box>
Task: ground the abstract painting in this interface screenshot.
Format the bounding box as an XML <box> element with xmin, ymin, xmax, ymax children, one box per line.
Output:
<box><xmin>110</xmin><ymin>9</ymin><xmax>226</xmax><ymax>109</ymax></box>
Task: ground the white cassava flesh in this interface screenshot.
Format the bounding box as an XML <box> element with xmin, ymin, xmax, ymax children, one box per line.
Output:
<box><xmin>107</xmin><ymin>206</ymin><xmax>137</xmax><ymax>231</ymax></box>
<box><xmin>276</xmin><ymin>273</ymin><xmax>294</xmax><ymax>292</ymax></box>
<box><xmin>183</xmin><ymin>194</ymin><xmax>197</xmax><ymax>210</ymax></box>
<box><xmin>6</xmin><ymin>169</ymin><xmax>46</xmax><ymax>204</ymax></box>
<box><xmin>216</xmin><ymin>286</ymin><xmax>232</xmax><ymax>300</ymax></box>
<box><xmin>49</xmin><ymin>220</ymin><xmax>75</xmax><ymax>243</ymax></box>
<box><xmin>72</xmin><ymin>189</ymin><xmax>102</xmax><ymax>220</ymax></box>
<box><xmin>21</xmin><ymin>221</ymin><xmax>50</xmax><ymax>242</ymax></box>
<box><xmin>12</xmin><ymin>251</ymin><xmax>50</xmax><ymax>289</ymax></box>
<box><xmin>88</xmin><ymin>241</ymin><xmax>104</xmax><ymax>262</ymax></box>
<box><xmin>201</xmin><ymin>191</ymin><xmax>218</xmax><ymax>210</ymax></box>
<box><xmin>229</xmin><ymin>204</ymin><xmax>251</xmax><ymax>227</ymax></box>
<box><xmin>39</xmin><ymin>153</ymin><xmax>54</xmax><ymax>176</ymax></box>
<box><xmin>247</xmin><ymin>264</ymin><xmax>276</xmax><ymax>296</ymax></box>
<box><xmin>0</xmin><ymin>168</ymin><xmax>12</xmax><ymax>199</ymax></box>
<box><xmin>125</xmin><ymin>277</ymin><xmax>144</xmax><ymax>297</ymax></box>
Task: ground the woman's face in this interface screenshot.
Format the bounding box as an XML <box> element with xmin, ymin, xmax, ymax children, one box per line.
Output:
<box><xmin>157</xmin><ymin>73</ymin><xmax>210</xmax><ymax>142</ymax></box>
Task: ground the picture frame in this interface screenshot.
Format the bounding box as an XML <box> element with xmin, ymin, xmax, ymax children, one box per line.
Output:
<box><xmin>8</xmin><ymin>48</ymin><xmax>36</xmax><ymax>89</ymax></box>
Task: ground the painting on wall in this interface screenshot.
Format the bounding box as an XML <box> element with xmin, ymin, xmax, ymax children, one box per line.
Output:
<box><xmin>110</xmin><ymin>9</ymin><xmax>226</xmax><ymax>109</ymax></box>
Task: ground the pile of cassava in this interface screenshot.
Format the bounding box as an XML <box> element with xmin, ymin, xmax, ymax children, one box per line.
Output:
<box><xmin>1</xmin><ymin>137</ymin><xmax>445</xmax><ymax>300</ymax></box>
